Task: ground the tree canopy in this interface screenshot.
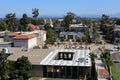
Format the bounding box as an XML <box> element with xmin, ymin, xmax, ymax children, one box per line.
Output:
<box><xmin>5</xmin><ymin>13</ymin><xmax>17</xmax><ymax>31</ymax></box>
<box><xmin>32</xmin><ymin>8</ymin><xmax>39</xmax><ymax>19</ymax></box>
<box><xmin>0</xmin><ymin>49</ymin><xmax>8</xmax><ymax>80</ymax></box>
<box><xmin>64</xmin><ymin>12</ymin><xmax>75</xmax><ymax>28</ymax></box>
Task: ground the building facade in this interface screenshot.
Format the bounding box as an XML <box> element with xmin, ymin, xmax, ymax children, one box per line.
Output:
<box><xmin>8</xmin><ymin>49</ymin><xmax>92</xmax><ymax>79</ymax></box>
<box><xmin>114</xmin><ymin>25</ymin><xmax>120</xmax><ymax>45</ymax></box>
<box><xmin>59</xmin><ymin>32</ymin><xmax>84</xmax><ymax>41</ymax></box>
<box><xmin>13</xmin><ymin>33</ymin><xmax>37</xmax><ymax>48</ymax></box>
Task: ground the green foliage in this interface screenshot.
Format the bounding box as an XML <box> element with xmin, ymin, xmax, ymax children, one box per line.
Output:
<box><xmin>20</xmin><ymin>13</ymin><xmax>31</xmax><ymax>31</ymax></box>
<box><xmin>7</xmin><ymin>61</ymin><xmax>17</xmax><ymax>79</ymax></box>
<box><xmin>116</xmin><ymin>19</ymin><xmax>120</xmax><ymax>25</ymax></box>
<box><xmin>32</xmin><ymin>8</ymin><xmax>39</xmax><ymax>19</ymax></box>
<box><xmin>5</xmin><ymin>13</ymin><xmax>17</xmax><ymax>31</ymax></box>
<box><xmin>64</xmin><ymin>12</ymin><xmax>75</xmax><ymax>28</ymax></box>
<box><xmin>0</xmin><ymin>20</ymin><xmax>8</xmax><ymax>31</ymax></box>
<box><xmin>96</xmin><ymin>40</ymin><xmax>102</xmax><ymax>44</ymax></box>
<box><xmin>101</xmin><ymin>14</ymin><xmax>110</xmax><ymax>24</ymax></box>
<box><xmin>100</xmin><ymin>14</ymin><xmax>114</xmax><ymax>43</ymax></box>
<box><xmin>7</xmin><ymin>56</ymin><xmax>32</xmax><ymax>80</ymax></box>
<box><xmin>111</xmin><ymin>63</ymin><xmax>120</xmax><ymax>80</ymax></box>
<box><xmin>31</xmin><ymin>18</ymin><xmax>45</xmax><ymax>25</ymax></box>
<box><xmin>102</xmin><ymin>50</ymin><xmax>113</xmax><ymax>67</ymax></box>
<box><xmin>33</xmin><ymin>46</ymin><xmax>40</xmax><ymax>49</ymax></box>
<box><xmin>0</xmin><ymin>49</ymin><xmax>8</xmax><ymax>80</ymax></box>
<box><xmin>15</xmin><ymin>56</ymin><xmax>32</xmax><ymax>79</ymax></box>
<box><xmin>42</xmin><ymin>45</ymin><xmax>48</xmax><ymax>49</ymax></box>
<box><xmin>81</xmin><ymin>19</ymin><xmax>91</xmax><ymax>26</ymax></box>
<box><xmin>89</xmin><ymin>52</ymin><xmax>97</xmax><ymax>65</ymax></box>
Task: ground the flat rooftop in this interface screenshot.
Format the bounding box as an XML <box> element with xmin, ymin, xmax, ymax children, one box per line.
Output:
<box><xmin>69</xmin><ymin>24</ymin><xmax>88</xmax><ymax>28</ymax></box>
<box><xmin>7</xmin><ymin>48</ymin><xmax>91</xmax><ymax>66</ymax></box>
<box><xmin>7</xmin><ymin>48</ymin><xmax>53</xmax><ymax>65</ymax></box>
<box><xmin>40</xmin><ymin>49</ymin><xmax>91</xmax><ymax>66</ymax></box>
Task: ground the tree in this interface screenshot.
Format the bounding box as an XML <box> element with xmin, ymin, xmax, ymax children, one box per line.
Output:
<box><xmin>7</xmin><ymin>61</ymin><xmax>17</xmax><ymax>79</ymax></box>
<box><xmin>100</xmin><ymin>14</ymin><xmax>110</xmax><ymax>31</ymax></box>
<box><xmin>20</xmin><ymin>13</ymin><xmax>30</xmax><ymax>31</ymax></box>
<box><xmin>5</xmin><ymin>13</ymin><xmax>17</xmax><ymax>31</ymax></box>
<box><xmin>116</xmin><ymin>19</ymin><xmax>120</xmax><ymax>25</ymax></box>
<box><xmin>102</xmin><ymin>50</ymin><xmax>113</xmax><ymax>71</ymax></box>
<box><xmin>64</xmin><ymin>12</ymin><xmax>75</xmax><ymax>28</ymax></box>
<box><xmin>15</xmin><ymin>56</ymin><xmax>32</xmax><ymax>79</ymax></box>
<box><xmin>32</xmin><ymin>8</ymin><xmax>39</xmax><ymax>19</ymax></box>
<box><xmin>0</xmin><ymin>20</ymin><xmax>8</xmax><ymax>31</ymax></box>
<box><xmin>0</xmin><ymin>48</ymin><xmax>8</xmax><ymax>80</ymax></box>
<box><xmin>31</xmin><ymin>18</ymin><xmax>45</xmax><ymax>25</ymax></box>
<box><xmin>89</xmin><ymin>52</ymin><xmax>97</xmax><ymax>65</ymax></box>
<box><xmin>46</xmin><ymin>28</ymin><xmax>56</xmax><ymax>44</ymax></box>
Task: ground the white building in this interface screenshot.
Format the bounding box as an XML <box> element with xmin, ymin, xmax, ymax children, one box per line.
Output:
<box><xmin>69</xmin><ymin>23</ymin><xmax>88</xmax><ymax>31</ymax></box>
<box><xmin>13</xmin><ymin>33</ymin><xmax>37</xmax><ymax>48</ymax></box>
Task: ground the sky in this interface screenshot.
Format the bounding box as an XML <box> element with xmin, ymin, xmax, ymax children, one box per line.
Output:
<box><xmin>0</xmin><ymin>0</ymin><xmax>120</xmax><ymax>17</ymax></box>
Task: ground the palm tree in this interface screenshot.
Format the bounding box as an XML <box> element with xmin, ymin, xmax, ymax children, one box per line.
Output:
<box><xmin>89</xmin><ymin>52</ymin><xmax>97</xmax><ymax>65</ymax></box>
<box><xmin>89</xmin><ymin>52</ymin><xmax>97</xmax><ymax>80</ymax></box>
<box><xmin>102</xmin><ymin>50</ymin><xmax>113</xmax><ymax>71</ymax></box>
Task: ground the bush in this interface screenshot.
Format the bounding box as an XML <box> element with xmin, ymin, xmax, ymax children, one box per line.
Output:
<box><xmin>96</xmin><ymin>40</ymin><xmax>102</xmax><ymax>44</ymax></box>
<box><xmin>42</xmin><ymin>45</ymin><xmax>48</xmax><ymax>49</ymax></box>
<box><xmin>33</xmin><ymin>46</ymin><xmax>40</xmax><ymax>49</ymax></box>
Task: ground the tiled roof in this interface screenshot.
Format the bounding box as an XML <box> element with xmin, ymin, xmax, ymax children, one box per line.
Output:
<box><xmin>28</xmin><ymin>23</ymin><xmax>39</xmax><ymax>30</ymax></box>
<box><xmin>98</xmin><ymin>69</ymin><xmax>109</xmax><ymax>78</ymax></box>
<box><xmin>8</xmin><ymin>32</ymin><xmax>20</xmax><ymax>37</ymax></box>
<box><xmin>13</xmin><ymin>33</ymin><xmax>37</xmax><ymax>40</ymax></box>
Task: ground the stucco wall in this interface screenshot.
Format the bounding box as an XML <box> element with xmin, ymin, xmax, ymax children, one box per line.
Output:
<box><xmin>28</xmin><ymin>37</ymin><xmax>37</xmax><ymax>48</ymax></box>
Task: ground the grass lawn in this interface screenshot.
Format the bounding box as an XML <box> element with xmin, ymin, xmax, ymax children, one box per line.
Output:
<box><xmin>111</xmin><ymin>63</ymin><xmax>120</xmax><ymax>80</ymax></box>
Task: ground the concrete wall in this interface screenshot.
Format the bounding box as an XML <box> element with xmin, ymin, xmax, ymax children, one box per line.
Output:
<box><xmin>14</xmin><ymin>39</ymin><xmax>28</xmax><ymax>48</ymax></box>
<box><xmin>14</xmin><ymin>37</ymin><xmax>37</xmax><ymax>48</ymax></box>
<box><xmin>28</xmin><ymin>37</ymin><xmax>37</xmax><ymax>48</ymax></box>
<box><xmin>0</xmin><ymin>44</ymin><xmax>11</xmax><ymax>47</ymax></box>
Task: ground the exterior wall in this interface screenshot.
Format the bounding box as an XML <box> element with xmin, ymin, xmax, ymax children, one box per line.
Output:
<box><xmin>28</xmin><ymin>37</ymin><xmax>37</xmax><ymax>48</ymax></box>
<box><xmin>114</xmin><ymin>31</ymin><xmax>120</xmax><ymax>45</ymax></box>
<box><xmin>14</xmin><ymin>37</ymin><xmax>37</xmax><ymax>48</ymax></box>
<box><xmin>32</xmin><ymin>65</ymin><xmax>43</xmax><ymax>77</ymax></box>
<box><xmin>8</xmin><ymin>36</ymin><xmax>14</xmax><ymax>42</ymax></box>
<box><xmin>43</xmin><ymin>33</ymin><xmax>46</xmax><ymax>41</ymax></box>
<box><xmin>0</xmin><ymin>44</ymin><xmax>11</xmax><ymax>47</ymax></box>
<box><xmin>0</xmin><ymin>38</ymin><xmax>4</xmax><ymax>42</ymax></box>
<box><xmin>59</xmin><ymin>32</ymin><xmax>83</xmax><ymax>40</ymax></box>
<box><xmin>14</xmin><ymin>39</ymin><xmax>28</xmax><ymax>48</ymax></box>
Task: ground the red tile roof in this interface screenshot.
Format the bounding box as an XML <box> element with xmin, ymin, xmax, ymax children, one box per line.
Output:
<box><xmin>8</xmin><ymin>32</ymin><xmax>20</xmax><ymax>37</ymax></box>
<box><xmin>13</xmin><ymin>33</ymin><xmax>37</xmax><ymax>40</ymax></box>
<box><xmin>28</xmin><ymin>24</ymin><xmax>39</xmax><ymax>30</ymax></box>
<box><xmin>98</xmin><ymin>69</ymin><xmax>109</xmax><ymax>78</ymax></box>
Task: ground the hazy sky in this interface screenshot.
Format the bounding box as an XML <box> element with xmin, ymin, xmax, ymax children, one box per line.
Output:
<box><xmin>0</xmin><ymin>0</ymin><xmax>120</xmax><ymax>17</ymax></box>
